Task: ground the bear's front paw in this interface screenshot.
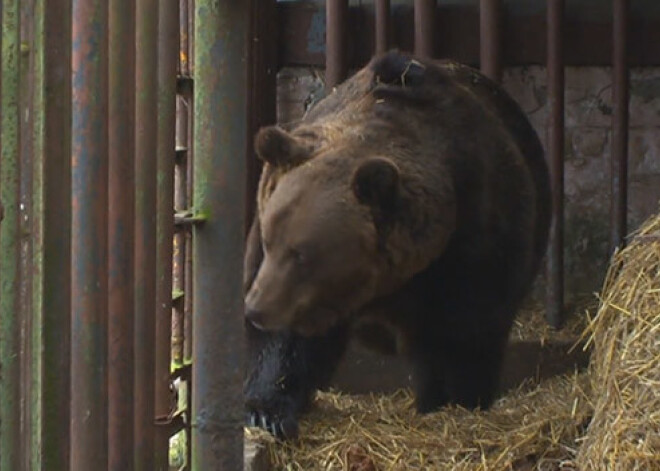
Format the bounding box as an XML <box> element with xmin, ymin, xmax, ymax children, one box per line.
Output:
<box><xmin>245</xmin><ymin>392</ymin><xmax>300</xmax><ymax>440</ymax></box>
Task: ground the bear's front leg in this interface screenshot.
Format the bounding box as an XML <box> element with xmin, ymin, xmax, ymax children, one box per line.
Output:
<box><xmin>245</xmin><ymin>322</ymin><xmax>349</xmax><ymax>439</ymax></box>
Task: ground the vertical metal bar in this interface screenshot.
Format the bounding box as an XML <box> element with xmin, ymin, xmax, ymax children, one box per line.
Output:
<box><xmin>480</xmin><ymin>0</ymin><xmax>502</xmax><ymax>82</ymax></box>
<box><xmin>610</xmin><ymin>0</ymin><xmax>630</xmax><ymax>252</ymax></box>
<box><xmin>188</xmin><ymin>0</ymin><xmax>195</xmax><ymax>76</ymax></box>
<box><xmin>184</xmin><ymin>0</ymin><xmax>194</xmax><ymax>365</ymax></box>
<box><xmin>180</xmin><ymin>0</ymin><xmax>190</xmax><ymax>78</ymax></box>
<box><xmin>184</xmin><ymin>220</ymin><xmax>193</xmax><ymax>471</ymax></box>
<box><xmin>70</xmin><ymin>0</ymin><xmax>109</xmax><ymax>468</ymax></box>
<box><xmin>184</xmin><ymin>205</ymin><xmax>193</xmax><ymax>362</ymax></box>
<box><xmin>135</xmin><ymin>0</ymin><xmax>159</xmax><ymax>469</ymax></box>
<box><xmin>326</xmin><ymin>0</ymin><xmax>349</xmax><ymax>90</ymax></box>
<box><xmin>155</xmin><ymin>1</ymin><xmax>179</xmax><ymax>469</ymax></box>
<box><xmin>40</xmin><ymin>0</ymin><xmax>72</xmax><ymax>469</ymax></box>
<box><xmin>0</xmin><ymin>0</ymin><xmax>22</xmax><ymax>468</ymax></box>
<box><xmin>182</xmin><ymin>3</ymin><xmax>194</xmax><ymax>467</ymax></box>
<box><xmin>109</xmin><ymin>0</ymin><xmax>136</xmax><ymax>468</ymax></box>
<box><xmin>30</xmin><ymin>2</ymin><xmax>44</xmax><ymax>467</ymax></box>
<box><xmin>247</xmin><ymin>0</ymin><xmax>277</xmax><ymax>229</ymax></box>
<box><xmin>184</xmin><ymin>91</ymin><xmax>193</xmax><ymax>365</ymax></box>
<box><xmin>193</xmin><ymin>0</ymin><xmax>248</xmax><ymax>468</ymax></box>
<box><xmin>173</xmin><ymin>96</ymin><xmax>187</xmax><ymax>365</ymax></box>
<box><xmin>375</xmin><ymin>0</ymin><xmax>391</xmax><ymax>56</ymax></box>
<box><xmin>546</xmin><ymin>0</ymin><xmax>565</xmax><ymax>328</ymax></box>
<box><xmin>414</xmin><ymin>0</ymin><xmax>435</xmax><ymax>58</ymax></box>
<box><xmin>20</xmin><ymin>0</ymin><xmax>39</xmax><ymax>467</ymax></box>
<box><xmin>184</xmin><ymin>13</ymin><xmax>194</xmax><ymax>469</ymax></box>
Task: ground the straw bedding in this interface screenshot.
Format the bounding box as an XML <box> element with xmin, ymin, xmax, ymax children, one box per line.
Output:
<box><xmin>249</xmin><ymin>373</ymin><xmax>592</xmax><ymax>470</ymax></box>
<box><xmin>247</xmin><ymin>211</ymin><xmax>660</xmax><ymax>471</ymax></box>
<box><xmin>576</xmin><ymin>214</ymin><xmax>660</xmax><ymax>470</ymax></box>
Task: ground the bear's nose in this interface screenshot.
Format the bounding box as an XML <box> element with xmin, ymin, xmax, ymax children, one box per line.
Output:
<box><xmin>245</xmin><ymin>307</ymin><xmax>267</xmax><ymax>331</ymax></box>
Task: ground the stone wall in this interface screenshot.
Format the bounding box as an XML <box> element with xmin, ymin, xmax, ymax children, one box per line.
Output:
<box><xmin>275</xmin><ymin>65</ymin><xmax>660</xmax><ymax>303</ymax></box>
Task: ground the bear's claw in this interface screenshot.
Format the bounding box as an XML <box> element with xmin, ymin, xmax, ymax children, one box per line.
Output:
<box><xmin>246</xmin><ymin>410</ymin><xmax>299</xmax><ymax>440</ymax></box>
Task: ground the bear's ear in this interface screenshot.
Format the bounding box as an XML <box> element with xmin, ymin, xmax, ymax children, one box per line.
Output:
<box><xmin>352</xmin><ymin>157</ymin><xmax>400</xmax><ymax>212</ymax></box>
<box><xmin>254</xmin><ymin>125</ymin><xmax>312</xmax><ymax>168</ymax></box>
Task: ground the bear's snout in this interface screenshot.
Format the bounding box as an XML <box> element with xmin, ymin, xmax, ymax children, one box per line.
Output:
<box><xmin>245</xmin><ymin>284</ymin><xmax>292</xmax><ymax>331</ymax></box>
<box><xmin>245</xmin><ymin>307</ymin><xmax>267</xmax><ymax>331</ymax></box>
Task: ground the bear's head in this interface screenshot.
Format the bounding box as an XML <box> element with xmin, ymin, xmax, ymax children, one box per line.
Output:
<box><xmin>245</xmin><ymin>125</ymin><xmax>401</xmax><ymax>336</ymax></box>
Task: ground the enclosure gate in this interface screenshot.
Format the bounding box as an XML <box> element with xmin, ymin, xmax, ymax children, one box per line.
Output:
<box><xmin>0</xmin><ymin>0</ymin><xmax>644</xmax><ymax>470</ymax></box>
<box><xmin>0</xmin><ymin>0</ymin><xmax>254</xmax><ymax>469</ymax></box>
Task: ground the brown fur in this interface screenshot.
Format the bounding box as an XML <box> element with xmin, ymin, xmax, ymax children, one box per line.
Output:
<box><xmin>244</xmin><ymin>51</ymin><xmax>551</xmax><ymax>438</ymax></box>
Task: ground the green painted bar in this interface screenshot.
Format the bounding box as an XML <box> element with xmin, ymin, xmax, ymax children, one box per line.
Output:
<box><xmin>27</xmin><ymin>0</ymin><xmax>45</xmax><ymax>468</ymax></box>
<box><xmin>192</xmin><ymin>1</ymin><xmax>249</xmax><ymax>469</ymax></box>
<box><xmin>0</xmin><ymin>0</ymin><xmax>22</xmax><ymax>469</ymax></box>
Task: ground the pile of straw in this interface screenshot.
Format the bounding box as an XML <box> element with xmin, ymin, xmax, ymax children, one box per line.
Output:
<box><xmin>576</xmin><ymin>214</ymin><xmax>660</xmax><ymax>470</ymax></box>
<box><xmin>250</xmin><ymin>373</ymin><xmax>591</xmax><ymax>470</ymax></box>
<box><xmin>249</xmin><ymin>211</ymin><xmax>660</xmax><ymax>470</ymax></box>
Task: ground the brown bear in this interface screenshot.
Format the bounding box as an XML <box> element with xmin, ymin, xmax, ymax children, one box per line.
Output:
<box><xmin>244</xmin><ymin>51</ymin><xmax>551</xmax><ymax>439</ymax></box>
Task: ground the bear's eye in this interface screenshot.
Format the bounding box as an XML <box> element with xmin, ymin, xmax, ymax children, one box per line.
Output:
<box><xmin>289</xmin><ymin>247</ymin><xmax>306</xmax><ymax>266</ymax></box>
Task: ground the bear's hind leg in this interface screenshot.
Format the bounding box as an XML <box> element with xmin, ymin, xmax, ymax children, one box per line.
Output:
<box><xmin>408</xmin><ymin>322</ymin><xmax>509</xmax><ymax>412</ymax></box>
<box><xmin>408</xmin><ymin>339</ymin><xmax>450</xmax><ymax>413</ymax></box>
<box><xmin>441</xmin><ymin>333</ymin><xmax>508</xmax><ymax>410</ymax></box>
<box><xmin>245</xmin><ymin>322</ymin><xmax>349</xmax><ymax>439</ymax></box>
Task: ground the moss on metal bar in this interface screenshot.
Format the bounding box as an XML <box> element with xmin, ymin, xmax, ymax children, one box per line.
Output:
<box><xmin>0</xmin><ymin>1</ymin><xmax>22</xmax><ymax>469</ymax></box>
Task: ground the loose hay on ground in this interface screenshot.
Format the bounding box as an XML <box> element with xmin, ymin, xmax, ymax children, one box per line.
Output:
<box><xmin>248</xmin><ymin>211</ymin><xmax>660</xmax><ymax>471</ymax></box>
<box><xmin>249</xmin><ymin>372</ymin><xmax>592</xmax><ymax>470</ymax></box>
<box><xmin>576</xmin><ymin>213</ymin><xmax>660</xmax><ymax>470</ymax></box>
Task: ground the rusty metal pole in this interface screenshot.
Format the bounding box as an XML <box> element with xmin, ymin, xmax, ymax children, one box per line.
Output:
<box><xmin>414</xmin><ymin>0</ymin><xmax>435</xmax><ymax>58</ymax></box>
<box><xmin>247</xmin><ymin>0</ymin><xmax>277</xmax><ymax>229</ymax></box>
<box><xmin>184</xmin><ymin>10</ymin><xmax>194</xmax><ymax>470</ymax></box>
<box><xmin>480</xmin><ymin>0</ymin><xmax>502</xmax><ymax>82</ymax></box>
<box><xmin>188</xmin><ymin>0</ymin><xmax>195</xmax><ymax>76</ymax></box>
<box><xmin>193</xmin><ymin>0</ymin><xmax>249</xmax><ymax>468</ymax></box>
<box><xmin>40</xmin><ymin>0</ymin><xmax>73</xmax><ymax>469</ymax></box>
<box><xmin>183</xmin><ymin>87</ymin><xmax>193</xmax><ymax>470</ymax></box>
<box><xmin>175</xmin><ymin>0</ymin><xmax>192</xmax><ymax>363</ymax></box>
<box><xmin>108</xmin><ymin>0</ymin><xmax>136</xmax><ymax>468</ymax></box>
<box><xmin>155</xmin><ymin>0</ymin><xmax>179</xmax><ymax>469</ymax></box>
<box><xmin>70</xmin><ymin>0</ymin><xmax>109</xmax><ymax>468</ymax></box>
<box><xmin>184</xmin><ymin>0</ymin><xmax>195</xmax><ymax>366</ymax></box>
<box><xmin>173</xmin><ymin>95</ymin><xmax>187</xmax><ymax>365</ymax></box>
<box><xmin>135</xmin><ymin>0</ymin><xmax>159</xmax><ymax>469</ymax></box>
<box><xmin>375</xmin><ymin>0</ymin><xmax>391</xmax><ymax>56</ymax></box>
<box><xmin>179</xmin><ymin>0</ymin><xmax>190</xmax><ymax>77</ymax></box>
<box><xmin>610</xmin><ymin>0</ymin><xmax>630</xmax><ymax>252</ymax></box>
<box><xmin>179</xmin><ymin>3</ymin><xmax>194</xmax><ymax>467</ymax></box>
<box><xmin>0</xmin><ymin>0</ymin><xmax>22</xmax><ymax>469</ymax></box>
<box><xmin>546</xmin><ymin>0</ymin><xmax>565</xmax><ymax>328</ymax></box>
<box><xmin>326</xmin><ymin>0</ymin><xmax>349</xmax><ymax>90</ymax></box>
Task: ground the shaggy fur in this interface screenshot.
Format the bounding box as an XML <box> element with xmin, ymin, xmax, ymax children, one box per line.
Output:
<box><xmin>244</xmin><ymin>51</ymin><xmax>551</xmax><ymax>439</ymax></box>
